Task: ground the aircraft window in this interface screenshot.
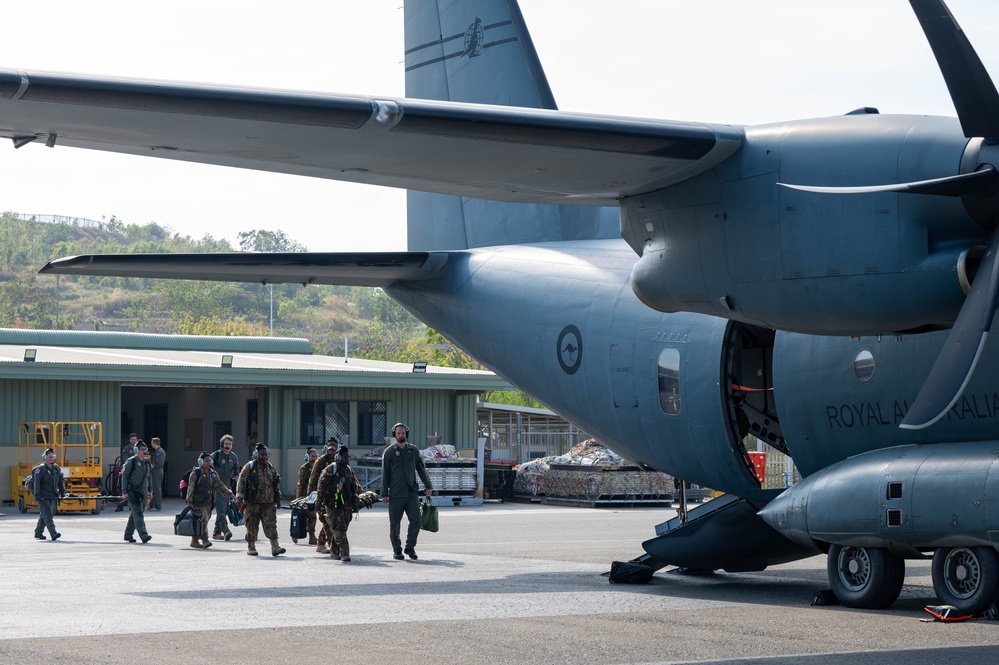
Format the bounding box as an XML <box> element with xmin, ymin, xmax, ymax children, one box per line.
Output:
<box><xmin>658</xmin><ymin>348</ymin><xmax>681</xmax><ymax>415</ymax></box>
<box><xmin>854</xmin><ymin>349</ymin><xmax>875</xmax><ymax>383</ymax></box>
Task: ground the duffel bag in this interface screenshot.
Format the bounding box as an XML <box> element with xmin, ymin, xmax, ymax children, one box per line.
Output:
<box><xmin>174</xmin><ymin>506</ymin><xmax>203</xmax><ymax>537</ymax></box>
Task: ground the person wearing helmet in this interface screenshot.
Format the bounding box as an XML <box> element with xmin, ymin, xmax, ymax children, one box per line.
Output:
<box><xmin>294</xmin><ymin>447</ymin><xmax>320</xmax><ymax>545</ymax></box>
<box><xmin>380</xmin><ymin>423</ymin><xmax>433</xmax><ymax>560</ymax></box>
<box><xmin>210</xmin><ymin>434</ymin><xmax>239</xmax><ymax>541</ymax></box>
<box><xmin>306</xmin><ymin>436</ymin><xmax>339</xmax><ymax>554</ymax></box>
<box><xmin>235</xmin><ymin>443</ymin><xmax>286</xmax><ymax>557</ymax></box>
<box><xmin>31</xmin><ymin>447</ymin><xmax>64</xmax><ymax>541</ymax></box>
<box><xmin>185</xmin><ymin>451</ymin><xmax>235</xmax><ymax>549</ymax></box>
<box><xmin>316</xmin><ymin>445</ymin><xmax>362</xmax><ymax>562</ymax></box>
<box><xmin>121</xmin><ymin>441</ymin><xmax>153</xmax><ymax>544</ymax></box>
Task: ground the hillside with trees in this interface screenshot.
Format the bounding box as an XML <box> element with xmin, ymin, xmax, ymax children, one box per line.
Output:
<box><xmin>0</xmin><ymin>212</ymin><xmax>540</xmax><ymax>407</ymax></box>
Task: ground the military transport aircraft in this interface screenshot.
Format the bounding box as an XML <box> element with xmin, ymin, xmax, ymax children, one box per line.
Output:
<box><xmin>6</xmin><ymin>0</ymin><xmax>999</xmax><ymax>614</ymax></box>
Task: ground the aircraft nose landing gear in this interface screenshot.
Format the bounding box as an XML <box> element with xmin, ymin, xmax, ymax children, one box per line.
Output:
<box><xmin>827</xmin><ymin>544</ymin><xmax>905</xmax><ymax>609</ymax></box>
<box><xmin>931</xmin><ymin>546</ymin><xmax>999</xmax><ymax>616</ymax></box>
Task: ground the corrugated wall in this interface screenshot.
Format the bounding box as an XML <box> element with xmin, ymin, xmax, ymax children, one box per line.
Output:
<box><xmin>270</xmin><ymin>386</ymin><xmax>481</xmax><ymax>495</ymax></box>
<box><xmin>0</xmin><ymin>379</ymin><xmax>121</xmax><ymax>500</ymax></box>
<box><xmin>0</xmin><ymin>379</ymin><xmax>120</xmax><ymax>442</ymax></box>
<box><xmin>276</xmin><ymin>386</ymin><xmax>478</xmax><ymax>448</ymax></box>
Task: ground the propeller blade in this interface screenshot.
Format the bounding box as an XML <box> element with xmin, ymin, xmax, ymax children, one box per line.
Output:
<box><xmin>779</xmin><ymin>166</ymin><xmax>998</xmax><ymax>196</ymax></box>
<box><xmin>900</xmin><ymin>228</ymin><xmax>999</xmax><ymax>429</ymax></box>
<box><xmin>910</xmin><ymin>0</ymin><xmax>999</xmax><ymax>140</ymax></box>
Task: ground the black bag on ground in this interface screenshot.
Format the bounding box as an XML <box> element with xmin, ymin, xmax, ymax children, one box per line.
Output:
<box><xmin>420</xmin><ymin>497</ymin><xmax>439</xmax><ymax>533</ymax></box>
<box><xmin>608</xmin><ymin>561</ymin><xmax>654</xmax><ymax>584</ymax></box>
<box><xmin>290</xmin><ymin>506</ymin><xmax>309</xmax><ymax>540</ymax></box>
<box><xmin>174</xmin><ymin>506</ymin><xmax>203</xmax><ymax>537</ymax></box>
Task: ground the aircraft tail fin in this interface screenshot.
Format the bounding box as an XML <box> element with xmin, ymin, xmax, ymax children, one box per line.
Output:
<box><xmin>403</xmin><ymin>0</ymin><xmax>618</xmax><ymax>250</ymax></box>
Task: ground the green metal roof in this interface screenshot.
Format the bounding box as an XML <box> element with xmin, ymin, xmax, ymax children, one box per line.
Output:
<box><xmin>0</xmin><ymin>329</ymin><xmax>312</xmax><ymax>354</ymax></box>
<box><xmin>0</xmin><ymin>329</ymin><xmax>512</xmax><ymax>391</ymax></box>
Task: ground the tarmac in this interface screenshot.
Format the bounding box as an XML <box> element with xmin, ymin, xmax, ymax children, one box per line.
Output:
<box><xmin>2</xmin><ymin>498</ymin><xmax>998</xmax><ymax>664</ymax></box>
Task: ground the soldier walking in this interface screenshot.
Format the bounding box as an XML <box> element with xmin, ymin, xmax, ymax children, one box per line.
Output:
<box><xmin>32</xmin><ymin>447</ymin><xmax>65</xmax><ymax>541</ymax></box>
<box><xmin>316</xmin><ymin>445</ymin><xmax>362</xmax><ymax>561</ymax></box>
<box><xmin>121</xmin><ymin>441</ymin><xmax>153</xmax><ymax>543</ymax></box>
<box><xmin>185</xmin><ymin>452</ymin><xmax>235</xmax><ymax>549</ymax></box>
<box><xmin>307</xmin><ymin>437</ymin><xmax>339</xmax><ymax>554</ymax></box>
<box><xmin>235</xmin><ymin>443</ymin><xmax>286</xmax><ymax>557</ymax></box>
<box><xmin>295</xmin><ymin>447</ymin><xmax>319</xmax><ymax>544</ymax></box>
<box><xmin>148</xmin><ymin>437</ymin><xmax>166</xmax><ymax>511</ymax></box>
<box><xmin>210</xmin><ymin>434</ymin><xmax>240</xmax><ymax>540</ymax></box>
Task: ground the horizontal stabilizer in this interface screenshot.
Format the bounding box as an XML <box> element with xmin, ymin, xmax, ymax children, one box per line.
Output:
<box><xmin>641</xmin><ymin>493</ymin><xmax>816</xmax><ymax>572</ymax></box>
<box><xmin>39</xmin><ymin>252</ymin><xmax>450</xmax><ymax>288</ymax></box>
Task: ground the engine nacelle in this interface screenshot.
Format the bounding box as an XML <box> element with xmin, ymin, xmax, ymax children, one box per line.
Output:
<box><xmin>623</xmin><ymin>113</ymin><xmax>989</xmax><ymax>336</ymax></box>
<box><xmin>758</xmin><ymin>441</ymin><xmax>999</xmax><ymax>554</ymax></box>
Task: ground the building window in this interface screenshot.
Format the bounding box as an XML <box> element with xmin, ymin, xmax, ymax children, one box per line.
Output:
<box><xmin>300</xmin><ymin>401</ymin><xmax>349</xmax><ymax>447</ymax></box>
<box><xmin>358</xmin><ymin>401</ymin><xmax>388</xmax><ymax>446</ymax></box>
<box><xmin>658</xmin><ymin>348</ymin><xmax>681</xmax><ymax>415</ymax></box>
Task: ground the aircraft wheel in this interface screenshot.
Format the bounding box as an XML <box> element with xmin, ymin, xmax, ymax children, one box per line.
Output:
<box><xmin>827</xmin><ymin>544</ymin><xmax>904</xmax><ymax>609</ymax></box>
<box><xmin>931</xmin><ymin>546</ymin><xmax>999</xmax><ymax>616</ymax></box>
<box><xmin>17</xmin><ymin>496</ymin><xmax>26</xmax><ymax>513</ymax></box>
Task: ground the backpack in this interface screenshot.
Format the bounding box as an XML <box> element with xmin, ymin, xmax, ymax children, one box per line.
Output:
<box><xmin>179</xmin><ymin>467</ymin><xmax>202</xmax><ymax>495</ymax></box>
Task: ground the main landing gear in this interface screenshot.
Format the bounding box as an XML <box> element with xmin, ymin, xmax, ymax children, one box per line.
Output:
<box><xmin>826</xmin><ymin>545</ymin><xmax>904</xmax><ymax>610</ymax></box>
<box><xmin>931</xmin><ymin>546</ymin><xmax>999</xmax><ymax>616</ymax></box>
<box><xmin>826</xmin><ymin>544</ymin><xmax>999</xmax><ymax>614</ymax></box>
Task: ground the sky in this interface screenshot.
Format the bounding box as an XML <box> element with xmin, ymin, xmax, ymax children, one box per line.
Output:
<box><xmin>2</xmin><ymin>0</ymin><xmax>998</xmax><ymax>252</ymax></box>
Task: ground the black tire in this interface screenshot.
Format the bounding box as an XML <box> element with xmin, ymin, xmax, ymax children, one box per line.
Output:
<box><xmin>931</xmin><ymin>546</ymin><xmax>999</xmax><ymax>616</ymax></box>
<box><xmin>17</xmin><ymin>496</ymin><xmax>26</xmax><ymax>513</ymax></box>
<box><xmin>827</xmin><ymin>544</ymin><xmax>905</xmax><ymax>609</ymax></box>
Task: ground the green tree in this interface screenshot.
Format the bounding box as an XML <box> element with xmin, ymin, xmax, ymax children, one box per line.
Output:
<box><xmin>237</xmin><ymin>229</ymin><xmax>307</xmax><ymax>253</ymax></box>
<box><xmin>175</xmin><ymin>314</ymin><xmax>270</xmax><ymax>337</ymax></box>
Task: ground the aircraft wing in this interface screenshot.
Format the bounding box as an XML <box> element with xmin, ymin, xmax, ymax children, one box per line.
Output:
<box><xmin>40</xmin><ymin>252</ymin><xmax>449</xmax><ymax>288</ymax></box>
<box><xmin>0</xmin><ymin>69</ymin><xmax>740</xmax><ymax>206</ymax></box>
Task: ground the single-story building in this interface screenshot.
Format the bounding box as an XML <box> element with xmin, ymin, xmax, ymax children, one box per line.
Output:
<box><xmin>0</xmin><ymin>329</ymin><xmax>513</xmax><ymax>500</ymax></box>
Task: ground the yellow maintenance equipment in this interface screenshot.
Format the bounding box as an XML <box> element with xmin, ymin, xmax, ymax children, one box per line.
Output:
<box><xmin>12</xmin><ymin>421</ymin><xmax>104</xmax><ymax>515</ymax></box>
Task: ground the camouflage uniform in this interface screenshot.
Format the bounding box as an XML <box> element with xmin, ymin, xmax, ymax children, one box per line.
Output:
<box><xmin>236</xmin><ymin>458</ymin><xmax>284</xmax><ymax>556</ymax></box>
<box><xmin>121</xmin><ymin>454</ymin><xmax>152</xmax><ymax>543</ymax></box>
<box><xmin>31</xmin><ymin>462</ymin><xmax>65</xmax><ymax>539</ymax></box>
<box><xmin>296</xmin><ymin>459</ymin><xmax>317</xmax><ymax>543</ymax></box>
<box><xmin>185</xmin><ymin>466</ymin><xmax>234</xmax><ymax>548</ymax></box>
<box><xmin>210</xmin><ymin>449</ymin><xmax>240</xmax><ymax>538</ymax></box>
<box><xmin>316</xmin><ymin>461</ymin><xmax>362</xmax><ymax>560</ymax></box>
<box><xmin>307</xmin><ymin>452</ymin><xmax>336</xmax><ymax>552</ymax></box>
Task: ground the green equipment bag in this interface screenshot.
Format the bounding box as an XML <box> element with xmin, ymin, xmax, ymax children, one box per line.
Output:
<box><xmin>420</xmin><ymin>496</ymin><xmax>439</xmax><ymax>533</ymax></box>
<box><xmin>226</xmin><ymin>497</ymin><xmax>245</xmax><ymax>527</ymax></box>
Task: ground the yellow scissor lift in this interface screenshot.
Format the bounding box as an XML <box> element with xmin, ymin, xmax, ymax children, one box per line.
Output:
<box><xmin>12</xmin><ymin>421</ymin><xmax>104</xmax><ymax>515</ymax></box>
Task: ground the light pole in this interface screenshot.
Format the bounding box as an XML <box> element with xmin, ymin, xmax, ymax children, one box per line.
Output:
<box><xmin>267</xmin><ymin>283</ymin><xmax>273</xmax><ymax>336</ymax></box>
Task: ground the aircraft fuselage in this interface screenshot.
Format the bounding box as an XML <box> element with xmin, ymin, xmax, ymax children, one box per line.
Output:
<box><xmin>385</xmin><ymin>238</ymin><xmax>999</xmax><ymax>502</ymax></box>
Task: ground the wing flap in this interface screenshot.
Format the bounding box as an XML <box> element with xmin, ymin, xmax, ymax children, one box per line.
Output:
<box><xmin>39</xmin><ymin>252</ymin><xmax>450</xmax><ymax>288</ymax></box>
<box><xmin>0</xmin><ymin>69</ymin><xmax>741</xmax><ymax>205</ymax></box>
